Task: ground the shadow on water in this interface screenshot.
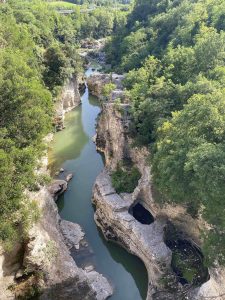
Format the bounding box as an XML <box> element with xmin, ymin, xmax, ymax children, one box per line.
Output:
<box><xmin>98</xmin><ymin>229</ymin><xmax>148</xmax><ymax>300</ymax></box>
<box><xmin>88</xmin><ymin>94</ymin><xmax>101</xmax><ymax>107</ymax></box>
<box><xmin>50</xmin><ymin>65</ymin><xmax>148</xmax><ymax>300</ymax></box>
<box><xmin>48</xmin><ymin>108</ymin><xmax>88</xmax><ymax>173</ymax></box>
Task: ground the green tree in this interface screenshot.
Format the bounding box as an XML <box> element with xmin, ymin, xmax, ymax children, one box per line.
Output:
<box><xmin>102</xmin><ymin>82</ymin><xmax>116</xmax><ymax>101</ymax></box>
<box><xmin>153</xmin><ymin>91</ymin><xmax>225</xmax><ymax>264</ymax></box>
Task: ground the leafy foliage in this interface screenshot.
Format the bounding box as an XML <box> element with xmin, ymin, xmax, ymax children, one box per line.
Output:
<box><xmin>0</xmin><ymin>0</ymin><xmax>81</xmax><ymax>246</ymax></box>
<box><xmin>111</xmin><ymin>163</ymin><xmax>141</xmax><ymax>193</ymax></box>
<box><xmin>102</xmin><ymin>83</ymin><xmax>116</xmax><ymax>101</ymax></box>
<box><xmin>107</xmin><ymin>0</ymin><xmax>225</xmax><ymax>265</ymax></box>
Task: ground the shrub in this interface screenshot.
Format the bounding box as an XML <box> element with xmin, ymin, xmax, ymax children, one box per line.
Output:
<box><xmin>111</xmin><ymin>163</ymin><xmax>141</xmax><ymax>193</ymax></box>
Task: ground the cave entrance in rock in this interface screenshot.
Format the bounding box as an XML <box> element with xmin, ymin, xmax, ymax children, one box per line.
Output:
<box><xmin>129</xmin><ymin>202</ymin><xmax>154</xmax><ymax>225</ymax></box>
<box><xmin>164</xmin><ymin>224</ymin><xmax>210</xmax><ymax>286</ymax></box>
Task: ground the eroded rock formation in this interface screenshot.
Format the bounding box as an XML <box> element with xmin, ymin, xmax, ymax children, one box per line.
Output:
<box><xmin>48</xmin><ymin>179</ymin><xmax>68</xmax><ymax>201</ymax></box>
<box><xmin>0</xmin><ymin>78</ymin><xmax>113</xmax><ymax>299</ymax></box>
<box><xmin>55</xmin><ymin>76</ymin><xmax>82</xmax><ymax>131</ymax></box>
<box><xmin>93</xmin><ymin>169</ymin><xmax>172</xmax><ymax>299</ymax></box>
<box><xmin>0</xmin><ymin>156</ymin><xmax>113</xmax><ymax>300</ymax></box>
<box><xmin>91</xmin><ymin>78</ymin><xmax>225</xmax><ymax>299</ymax></box>
<box><xmin>87</xmin><ymin>73</ymin><xmax>125</xmax><ymax>100</ymax></box>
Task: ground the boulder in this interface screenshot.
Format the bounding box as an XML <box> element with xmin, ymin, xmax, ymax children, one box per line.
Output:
<box><xmin>48</xmin><ymin>180</ymin><xmax>67</xmax><ymax>201</ymax></box>
<box><xmin>66</xmin><ymin>173</ymin><xmax>73</xmax><ymax>182</ymax></box>
<box><xmin>85</xmin><ymin>269</ymin><xmax>113</xmax><ymax>300</ymax></box>
<box><xmin>60</xmin><ymin>220</ymin><xmax>84</xmax><ymax>250</ymax></box>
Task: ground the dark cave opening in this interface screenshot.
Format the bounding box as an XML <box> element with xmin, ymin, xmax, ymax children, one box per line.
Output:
<box><xmin>129</xmin><ymin>203</ymin><xmax>154</xmax><ymax>225</ymax></box>
<box><xmin>164</xmin><ymin>224</ymin><xmax>210</xmax><ymax>286</ymax></box>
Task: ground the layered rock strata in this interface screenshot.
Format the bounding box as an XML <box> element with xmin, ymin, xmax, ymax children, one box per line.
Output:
<box><xmin>0</xmin><ymin>79</ymin><xmax>113</xmax><ymax>300</ymax></box>
<box><xmin>92</xmin><ymin>81</ymin><xmax>225</xmax><ymax>299</ymax></box>
<box><xmin>87</xmin><ymin>73</ymin><xmax>125</xmax><ymax>100</ymax></box>
<box><xmin>55</xmin><ymin>76</ymin><xmax>82</xmax><ymax>131</ymax></box>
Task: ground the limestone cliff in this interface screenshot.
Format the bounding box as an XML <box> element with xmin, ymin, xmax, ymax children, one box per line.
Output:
<box><xmin>55</xmin><ymin>76</ymin><xmax>82</xmax><ymax>131</ymax></box>
<box><xmin>93</xmin><ymin>169</ymin><xmax>172</xmax><ymax>299</ymax></box>
<box><xmin>92</xmin><ymin>83</ymin><xmax>225</xmax><ymax>299</ymax></box>
<box><xmin>0</xmin><ymin>146</ymin><xmax>112</xmax><ymax>300</ymax></box>
<box><xmin>96</xmin><ymin>103</ymin><xmax>131</xmax><ymax>169</ymax></box>
<box><xmin>0</xmin><ymin>77</ymin><xmax>113</xmax><ymax>299</ymax></box>
<box><xmin>87</xmin><ymin>73</ymin><xmax>125</xmax><ymax>100</ymax></box>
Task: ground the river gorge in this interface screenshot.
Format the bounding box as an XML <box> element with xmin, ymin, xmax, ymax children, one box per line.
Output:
<box><xmin>49</xmin><ymin>65</ymin><xmax>148</xmax><ymax>300</ymax></box>
<box><xmin>47</xmin><ymin>57</ymin><xmax>225</xmax><ymax>299</ymax></box>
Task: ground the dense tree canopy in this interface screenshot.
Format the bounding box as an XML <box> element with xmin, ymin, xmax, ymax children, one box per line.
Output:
<box><xmin>0</xmin><ymin>0</ymin><xmax>130</xmax><ymax>248</ymax></box>
<box><xmin>0</xmin><ymin>0</ymin><xmax>82</xmax><ymax>247</ymax></box>
<box><xmin>107</xmin><ymin>0</ymin><xmax>225</xmax><ymax>265</ymax></box>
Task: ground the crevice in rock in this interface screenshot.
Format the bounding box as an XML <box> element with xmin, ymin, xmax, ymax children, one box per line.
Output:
<box><xmin>164</xmin><ymin>222</ymin><xmax>210</xmax><ymax>287</ymax></box>
<box><xmin>129</xmin><ymin>202</ymin><xmax>154</xmax><ymax>225</ymax></box>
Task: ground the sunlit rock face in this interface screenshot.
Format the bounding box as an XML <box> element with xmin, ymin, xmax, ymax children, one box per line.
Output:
<box><xmin>92</xmin><ymin>75</ymin><xmax>225</xmax><ymax>299</ymax></box>
<box><xmin>87</xmin><ymin>73</ymin><xmax>125</xmax><ymax>99</ymax></box>
<box><xmin>92</xmin><ymin>169</ymin><xmax>172</xmax><ymax>300</ymax></box>
<box><xmin>55</xmin><ymin>76</ymin><xmax>82</xmax><ymax>131</ymax></box>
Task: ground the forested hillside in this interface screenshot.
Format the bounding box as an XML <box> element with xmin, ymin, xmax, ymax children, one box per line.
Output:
<box><xmin>64</xmin><ymin>0</ymin><xmax>131</xmax><ymax>5</ymax></box>
<box><xmin>106</xmin><ymin>0</ymin><xmax>225</xmax><ymax>265</ymax></box>
<box><xmin>0</xmin><ymin>0</ymin><xmax>131</xmax><ymax>250</ymax></box>
<box><xmin>0</xmin><ymin>0</ymin><xmax>82</xmax><ymax>248</ymax></box>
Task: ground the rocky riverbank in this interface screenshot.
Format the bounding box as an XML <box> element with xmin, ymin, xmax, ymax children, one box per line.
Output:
<box><xmin>54</xmin><ymin>75</ymin><xmax>84</xmax><ymax>131</ymax></box>
<box><xmin>90</xmin><ymin>72</ymin><xmax>225</xmax><ymax>300</ymax></box>
<box><xmin>0</xmin><ymin>76</ymin><xmax>113</xmax><ymax>300</ymax></box>
<box><xmin>93</xmin><ymin>169</ymin><xmax>171</xmax><ymax>299</ymax></box>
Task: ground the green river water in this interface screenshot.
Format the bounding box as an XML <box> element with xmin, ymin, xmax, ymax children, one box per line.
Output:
<box><xmin>49</xmin><ymin>66</ymin><xmax>148</xmax><ymax>300</ymax></box>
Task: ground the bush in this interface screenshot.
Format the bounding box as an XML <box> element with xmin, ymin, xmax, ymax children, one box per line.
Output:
<box><xmin>111</xmin><ymin>163</ymin><xmax>141</xmax><ymax>193</ymax></box>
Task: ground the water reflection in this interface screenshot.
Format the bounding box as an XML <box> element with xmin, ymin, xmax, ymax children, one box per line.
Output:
<box><xmin>49</xmin><ymin>66</ymin><xmax>148</xmax><ymax>300</ymax></box>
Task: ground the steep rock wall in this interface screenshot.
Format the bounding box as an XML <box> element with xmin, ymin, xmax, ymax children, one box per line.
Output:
<box><xmin>93</xmin><ymin>95</ymin><xmax>225</xmax><ymax>299</ymax></box>
<box><xmin>96</xmin><ymin>103</ymin><xmax>131</xmax><ymax>169</ymax></box>
<box><xmin>0</xmin><ymin>106</ymin><xmax>113</xmax><ymax>300</ymax></box>
<box><xmin>92</xmin><ymin>169</ymin><xmax>172</xmax><ymax>300</ymax></box>
<box><xmin>0</xmin><ymin>157</ymin><xmax>112</xmax><ymax>300</ymax></box>
<box><xmin>55</xmin><ymin>76</ymin><xmax>82</xmax><ymax>131</ymax></box>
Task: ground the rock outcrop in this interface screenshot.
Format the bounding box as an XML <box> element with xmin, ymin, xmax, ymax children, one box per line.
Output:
<box><xmin>0</xmin><ymin>244</ymin><xmax>22</xmax><ymax>300</ymax></box>
<box><xmin>92</xmin><ymin>77</ymin><xmax>225</xmax><ymax>299</ymax></box>
<box><xmin>87</xmin><ymin>73</ymin><xmax>125</xmax><ymax>100</ymax></box>
<box><xmin>23</xmin><ymin>185</ymin><xmax>112</xmax><ymax>300</ymax></box>
<box><xmin>80</xmin><ymin>38</ymin><xmax>103</xmax><ymax>50</ymax></box>
<box><xmin>60</xmin><ymin>220</ymin><xmax>85</xmax><ymax>250</ymax></box>
<box><xmin>48</xmin><ymin>180</ymin><xmax>68</xmax><ymax>201</ymax></box>
<box><xmin>79</xmin><ymin>39</ymin><xmax>106</xmax><ymax>65</ymax></box>
<box><xmin>0</xmin><ymin>144</ymin><xmax>112</xmax><ymax>300</ymax></box>
<box><xmin>93</xmin><ymin>169</ymin><xmax>172</xmax><ymax>299</ymax></box>
<box><xmin>55</xmin><ymin>76</ymin><xmax>82</xmax><ymax>131</ymax></box>
<box><xmin>96</xmin><ymin>103</ymin><xmax>131</xmax><ymax>169</ymax></box>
